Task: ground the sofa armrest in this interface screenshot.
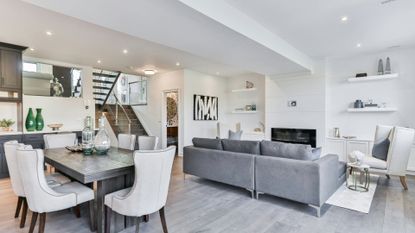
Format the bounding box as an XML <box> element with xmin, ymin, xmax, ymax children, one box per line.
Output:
<box><xmin>315</xmin><ymin>154</ymin><xmax>341</xmax><ymax>206</ymax></box>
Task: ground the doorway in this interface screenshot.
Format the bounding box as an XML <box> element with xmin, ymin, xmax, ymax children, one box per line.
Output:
<box><xmin>161</xmin><ymin>89</ymin><xmax>180</xmax><ymax>155</ymax></box>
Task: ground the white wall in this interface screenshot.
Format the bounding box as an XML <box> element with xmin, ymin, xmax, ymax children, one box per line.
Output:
<box><xmin>0</xmin><ymin>102</ymin><xmax>19</xmax><ymax>131</ymax></box>
<box><xmin>226</xmin><ymin>73</ymin><xmax>265</xmax><ymax>132</ymax></box>
<box><xmin>133</xmin><ymin>70</ymin><xmax>184</xmax><ymax>152</ymax></box>
<box><xmin>326</xmin><ymin>48</ymin><xmax>415</xmax><ymax>139</ymax></box>
<box><xmin>265</xmin><ymin>62</ymin><xmax>326</xmax><ymax>147</ymax></box>
<box><xmin>183</xmin><ymin>70</ymin><xmax>228</xmax><ymax>147</ymax></box>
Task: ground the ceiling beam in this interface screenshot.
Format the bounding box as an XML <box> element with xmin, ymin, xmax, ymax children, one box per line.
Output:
<box><xmin>178</xmin><ymin>0</ymin><xmax>314</xmax><ymax>72</ymax></box>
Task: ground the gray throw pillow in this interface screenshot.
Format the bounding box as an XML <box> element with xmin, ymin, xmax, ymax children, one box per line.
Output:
<box><xmin>372</xmin><ymin>138</ymin><xmax>390</xmax><ymax>161</ymax></box>
<box><xmin>311</xmin><ymin>147</ymin><xmax>322</xmax><ymax>160</ymax></box>
<box><xmin>228</xmin><ymin>130</ymin><xmax>243</xmax><ymax>140</ymax></box>
<box><xmin>192</xmin><ymin>138</ymin><xmax>223</xmax><ymax>150</ymax></box>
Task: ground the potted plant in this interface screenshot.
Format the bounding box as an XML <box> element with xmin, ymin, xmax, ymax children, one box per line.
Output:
<box><xmin>0</xmin><ymin>119</ymin><xmax>15</xmax><ymax>131</ymax></box>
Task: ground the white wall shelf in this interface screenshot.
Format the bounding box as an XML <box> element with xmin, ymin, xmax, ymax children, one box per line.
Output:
<box><xmin>231</xmin><ymin>110</ymin><xmax>258</xmax><ymax>114</ymax></box>
<box><xmin>347</xmin><ymin>73</ymin><xmax>399</xmax><ymax>83</ymax></box>
<box><xmin>231</xmin><ymin>88</ymin><xmax>257</xmax><ymax>93</ymax></box>
<box><xmin>347</xmin><ymin>107</ymin><xmax>397</xmax><ymax>113</ymax></box>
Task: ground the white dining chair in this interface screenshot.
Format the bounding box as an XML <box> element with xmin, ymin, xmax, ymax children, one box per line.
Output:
<box><xmin>104</xmin><ymin>146</ymin><xmax>176</xmax><ymax>233</ymax></box>
<box><xmin>348</xmin><ymin>125</ymin><xmax>415</xmax><ymax>190</ymax></box>
<box><xmin>16</xmin><ymin>147</ymin><xmax>96</xmax><ymax>233</ymax></box>
<box><xmin>3</xmin><ymin>141</ymin><xmax>71</xmax><ymax>228</ymax></box>
<box><xmin>118</xmin><ymin>134</ymin><xmax>137</xmax><ymax>150</ymax></box>
<box><xmin>43</xmin><ymin>133</ymin><xmax>77</xmax><ymax>149</ymax></box>
<box><xmin>138</xmin><ymin>136</ymin><xmax>159</xmax><ymax>150</ymax></box>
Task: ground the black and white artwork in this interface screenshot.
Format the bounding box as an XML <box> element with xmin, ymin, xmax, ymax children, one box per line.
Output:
<box><xmin>193</xmin><ymin>94</ymin><xmax>218</xmax><ymax>121</ymax></box>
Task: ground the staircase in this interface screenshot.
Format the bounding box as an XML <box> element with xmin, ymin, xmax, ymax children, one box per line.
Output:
<box><xmin>93</xmin><ymin>69</ymin><xmax>148</xmax><ymax>139</ymax></box>
<box><xmin>93</xmin><ymin>69</ymin><xmax>120</xmax><ymax>106</ymax></box>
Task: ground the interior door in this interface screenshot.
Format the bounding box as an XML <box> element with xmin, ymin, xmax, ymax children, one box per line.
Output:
<box><xmin>0</xmin><ymin>49</ymin><xmax>22</xmax><ymax>89</ymax></box>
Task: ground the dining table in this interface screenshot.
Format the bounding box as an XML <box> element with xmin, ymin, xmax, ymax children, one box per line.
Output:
<box><xmin>44</xmin><ymin>147</ymin><xmax>135</xmax><ymax>233</ymax></box>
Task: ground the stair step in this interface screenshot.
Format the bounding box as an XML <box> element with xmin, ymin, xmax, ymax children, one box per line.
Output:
<box><xmin>94</xmin><ymin>98</ymin><xmax>105</xmax><ymax>101</ymax></box>
<box><xmin>93</xmin><ymin>86</ymin><xmax>112</xmax><ymax>90</ymax></box>
<box><xmin>93</xmin><ymin>72</ymin><xmax>118</xmax><ymax>78</ymax></box>
<box><xmin>93</xmin><ymin>80</ymin><xmax>115</xmax><ymax>84</ymax></box>
<box><xmin>93</xmin><ymin>92</ymin><xmax>107</xmax><ymax>96</ymax></box>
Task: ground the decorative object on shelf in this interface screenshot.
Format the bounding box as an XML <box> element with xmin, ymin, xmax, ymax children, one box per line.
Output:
<box><xmin>251</xmin><ymin>104</ymin><xmax>257</xmax><ymax>111</ymax></box>
<box><xmin>245</xmin><ymin>105</ymin><xmax>252</xmax><ymax>111</ymax></box>
<box><xmin>355</xmin><ymin>73</ymin><xmax>367</xmax><ymax>78</ymax></box>
<box><xmin>94</xmin><ymin>115</ymin><xmax>111</xmax><ymax>155</ymax></box>
<box><xmin>193</xmin><ymin>94</ymin><xmax>218</xmax><ymax>121</ymax></box>
<box><xmin>0</xmin><ymin>119</ymin><xmax>15</xmax><ymax>131</ymax></box>
<box><xmin>334</xmin><ymin>128</ymin><xmax>341</xmax><ymax>138</ymax></box>
<box><xmin>25</xmin><ymin>108</ymin><xmax>36</xmax><ymax>132</ymax></box>
<box><xmin>254</xmin><ymin>128</ymin><xmax>262</xmax><ymax>132</ymax></box>
<box><xmin>377</xmin><ymin>59</ymin><xmax>384</xmax><ymax>75</ymax></box>
<box><xmin>364</xmin><ymin>99</ymin><xmax>378</xmax><ymax>108</ymax></box>
<box><xmin>259</xmin><ymin>122</ymin><xmax>265</xmax><ymax>132</ymax></box>
<box><xmin>288</xmin><ymin>100</ymin><xmax>297</xmax><ymax>107</ymax></box>
<box><xmin>50</xmin><ymin>77</ymin><xmax>64</xmax><ymax>97</ymax></box>
<box><xmin>385</xmin><ymin>57</ymin><xmax>391</xmax><ymax>74</ymax></box>
<box><xmin>47</xmin><ymin>123</ymin><xmax>63</xmax><ymax>131</ymax></box>
<box><xmin>354</xmin><ymin>100</ymin><xmax>364</xmax><ymax>108</ymax></box>
<box><xmin>246</xmin><ymin>81</ymin><xmax>254</xmax><ymax>89</ymax></box>
<box><xmin>35</xmin><ymin>108</ymin><xmax>44</xmax><ymax>131</ymax></box>
<box><xmin>82</xmin><ymin>116</ymin><xmax>94</xmax><ymax>155</ymax></box>
<box><xmin>381</xmin><ymin>102</ymin><xmax>387</xmax><ymax>108</ymax></box>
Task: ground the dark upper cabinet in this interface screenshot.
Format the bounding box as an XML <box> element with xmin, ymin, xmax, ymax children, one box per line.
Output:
<box><xmin>0</xmin><ymin>49</ymin><xmax>22</xmax><ymax>90</ymax></box>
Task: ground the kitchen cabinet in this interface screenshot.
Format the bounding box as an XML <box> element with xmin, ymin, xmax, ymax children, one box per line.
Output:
<box><xmin>0</xmin><ymin>49</ymin><xmax>22</xmax><ymax>90</ymax></box>
<box><xmin>325</xmin><ymin>137</ymin><xmax>372</xmax><ymax>162</ymax></box>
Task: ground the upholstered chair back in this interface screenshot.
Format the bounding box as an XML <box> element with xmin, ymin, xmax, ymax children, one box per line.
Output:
<box><xmin>386</xmin><ymin>127</ymin><xmax>415</xmax><ymax>176</ymax></box>
<box><xmin>110</xmin><ymin>146</ymin><xmax>176</xmax><ymax>216</ymax></box>
<box><xmin>16</xmin><ymin>148</ymin><xmax>76</xmax><ymax>213</ymax></box>
<box><xmin>138</xmin><ymin>136</ymin><xmax>159</xmax><ymax>150</ymax></box>
<box><xmin>4</xmin><ymin>141</ymin><xmax>26</xmax><ymax>197</ymax></box>
<box><xmin>373</xmin><ymin>125</ymin><xmax>394</xmax><ymax>144</ymax></box>
<box><xmin>118</xmin><ymin>134</ymin><xmax>137</xmax><ymax>150</ymax></box>
<box><xmin>44</xmin><ymin>133</ymin><xmax>77</xmax><ymax>149</ymax></box>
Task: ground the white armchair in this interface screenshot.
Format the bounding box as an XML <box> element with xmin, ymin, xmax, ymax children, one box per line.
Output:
<box><xmin>138</xmin><ymin>136</ymin><xmax>159</xmax><ymax>150</ymax></box>
<box><xmin>118</xmin><ymin>133</ymin><xmax>137</xmax><ymax>150</ymax></box>
<box><xmin>104</xmin><ymin>146</ymin><xmax>176</xmax><ymax>233</ymax></box>
<box><xmin>3</xmin><ymin>141</ymin><xmax>70</xmax><ymax>228</ymax></box>
<box><xmin>43</xmin><ymin>133</ymin><xmax>77</xmax><ymax>149</ymax></box>
<box><xmin>349</xmin><ymin>125</ymin><xmax>415</xmax><ymax>190</ymax></box>
<box><xmin>16</xmin><ymin>148</ymin><xmax>95</xmax><ymax>233</ymax></box>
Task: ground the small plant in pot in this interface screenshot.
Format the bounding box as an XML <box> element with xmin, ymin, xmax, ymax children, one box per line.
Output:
<box><xmin>0</xmin><ymin>119</ymin><xmax>15</xmax><ymax>132</ymax></box>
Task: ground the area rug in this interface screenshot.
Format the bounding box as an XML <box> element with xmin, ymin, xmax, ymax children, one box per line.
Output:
<box><xmin>326</xmin><ymin>175</ymin><xmax>379</xmax><ymax>214</ymax></box>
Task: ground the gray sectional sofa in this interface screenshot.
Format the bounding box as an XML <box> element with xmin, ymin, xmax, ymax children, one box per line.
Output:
<box><xmin>183</xmin><ymin>138</ymin><xmax>346</xmax><ymax>217</ymax></box>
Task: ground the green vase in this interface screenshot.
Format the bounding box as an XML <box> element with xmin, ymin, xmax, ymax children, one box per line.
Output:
<box><xmin>35</xmin><ymin>108</ymin><xmax>44</xmax><ymax>131</ymax></box>
<box><xmin>25</xmin><ymin>108</ymin><xmax>36</xmax><ymax>132</ymax></box>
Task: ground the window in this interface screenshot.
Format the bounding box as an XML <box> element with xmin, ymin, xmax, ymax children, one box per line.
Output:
<box><xmin>23</xmin><ymin>62</ymin><xmax>37</xmax><ymax>72</ymax></box>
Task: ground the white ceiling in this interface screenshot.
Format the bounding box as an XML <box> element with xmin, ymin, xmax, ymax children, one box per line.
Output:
<box><xmin>16</xmin><ymin>0</ymin><xmax>311</xmax><ymax>76</ymax></box>
<box><xmin>225</xmin><ymin>0</ymin><xmax>415</xmax><ymax>58</ymax></box>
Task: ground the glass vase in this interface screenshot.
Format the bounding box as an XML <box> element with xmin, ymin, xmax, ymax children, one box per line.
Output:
<box><xmin>94</xmin><ymin>115</ymin><xmax>111</xmax><ymax>155</ymax></box>
<box><xmin>35</xmin><ymin>108</ymin><xmax>44</xmax><ymax>131</ymax></box>
<box><xmin>25</xmin><ymin>108</ymin><xmax>36</xmax><ymax>132</ymax></box>
<box><xmin>82</xmin><ymin>116</ymin><xmax>94</xmax><ymax>155</ymax></box>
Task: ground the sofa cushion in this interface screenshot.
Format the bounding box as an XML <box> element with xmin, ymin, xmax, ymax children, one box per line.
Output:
<box><xmin>260</xmin><ymin>140</ymin><xmax>317</xmax><ymax>161</ymax></box>
<box><xmin>372</xmin><ymin>138</ymin><xmax>390</xmax><ymax>161</ymax></box>
<box><xmin>338</xmin><ymin>161</ymin><xmax>346</xmax><ymax>178</ymax></box>
<box><xmin>221</xmin><ymin>139</ymin><xmax>260</xmax><ymax>154</ymax></box>
<box><xmin>192</xmin><ymin>138</ymin><xmax>223</xmax><ymax>150</ymax></box>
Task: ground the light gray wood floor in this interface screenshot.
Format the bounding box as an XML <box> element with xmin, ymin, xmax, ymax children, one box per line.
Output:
<box><xmin>1</xmin><ymin>157</ymin><xmax>415</xmax><ymax>233</ymax></box>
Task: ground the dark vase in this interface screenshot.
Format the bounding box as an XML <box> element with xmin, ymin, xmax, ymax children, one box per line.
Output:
<box><xmin>35</xmin><ymin>108</ymin><xmax>44</xmax><ymax>131</ymax></box>
<box><xmin>25</xmin><ymin>108</ymin><xmax>36</xmax><ymax>132</ymax></box>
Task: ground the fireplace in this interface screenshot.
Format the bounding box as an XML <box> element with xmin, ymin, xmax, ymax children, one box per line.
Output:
<box><xmin>271</xmin><ymin>128</ymin><xmax>316</xmax><ymax>148</ymax></box>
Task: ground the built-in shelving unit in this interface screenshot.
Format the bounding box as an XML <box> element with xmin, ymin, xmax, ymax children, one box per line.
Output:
<box><xmin>231</xmin><ymin>110</ymin><xmax>258</xmax><ymax>114</ymax></box>
<box><xmin>231</xmin><ymin>88</ymin><xmax>257</xmax><ymax>93</ymax></box>
<box><xmin>347</xmin><ymin>107</ymin><xmax>397</xmax><ymax>113</ymax></box>
<box><xmin>347</xmin><ymin>73</ymin><xmax>399</xmax><ymax>83</ymax></box>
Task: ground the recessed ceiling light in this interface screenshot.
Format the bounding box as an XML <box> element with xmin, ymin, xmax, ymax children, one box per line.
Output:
<box><xmin>29</xmin><ymin>48</ymin><xmax>35</xmax><ymax>51</ymax></box>
<box><xmin>143</xmin><ymin>69</ymin><xmax>157</xmax><ymax>75</ymax></box>
<box><xmin>176</xmin><ymin>62</ymin><xmax>181</xmax><ymax>66</ymax></box>
<box><xmin>46</xmin><ymin>31</ymin><xmax>53</xmax><ymax>36</ymax></box>
<box><xmin>356</xmin><ymin>43</ymin><xmax>362</xmax><ymax>48</ymax></box>
<box><xmin>97</xmin><ymin>60</ymin><xmax>102</xmax><ymax>64</ymax></box>
<box><xmin>341</xmin><ymin>16</ymin><xmax>348</xmax><ymax>22</ymax></box>
<box><xmin>122</xmin><ymin>49</ymin><xmax>128</xmax><ymax>54</ymax></box>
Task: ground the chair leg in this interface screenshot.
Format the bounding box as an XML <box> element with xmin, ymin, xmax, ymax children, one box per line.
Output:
<box><xmin>135</xmin><ymin>217</ymin><xmax>140</xmax><ymax>233</ymax></box>
<box><xmin>15</xmin><ymin>196</ymin><xmax>23</xmax><ymax>218</ymax></box>
<box><xmin>38</xmin><ymin>213</ymin><xmax>46</xmax><ymax>233</ymax></box>
<box><xmin>159</xmin><ymin>207</ymin><xmax>168</xmax><ymax>233</ymax></box>
<box><xmin>386</xmin><ymin>174</ymin><xmax>390</xmax><ymax>179</ymax></box>
<box><xmin>89</xmin><ymin>200</ymin><xmax>96</xmax><ymax>232</ymax></box>
<box><xmin>29</xmin><ymin>212</ymin><xmax>38</xmax><ymax>233</ymax></box>
<box><xmin>143</xmin><ymin>215</ymin><xmax>149</xmax><ymax>222</ymax></box>
<box><xmin>104</xmin><ymin>206</ymin><xmax>111</xmax><ymax>233</ymax></box>
<box><xmin>400</xmin><ymin>176</ymin><xmax>408</xmax><ymax>190</ymax></box>
<box><xmin>73</xmin><ymin>205</ymin><xmax>81</xmax><ymax>218</ymax></box>
<box><xmin>20</xmin><ymin>198</ymin><xmax>28</xmax><ymax>228</ymax></box>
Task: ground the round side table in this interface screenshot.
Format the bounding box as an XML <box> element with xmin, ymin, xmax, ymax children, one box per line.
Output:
<box><xmin>346</xmin><ymin>163</ymin><xmax>370</xmax><ymax>192</ymax></box>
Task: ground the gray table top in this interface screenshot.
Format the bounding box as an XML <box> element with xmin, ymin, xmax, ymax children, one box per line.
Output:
<box><xmin>44</xmin><ymin>147</ymin><xmax>135</xmax><ymax>183</ymax></box>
